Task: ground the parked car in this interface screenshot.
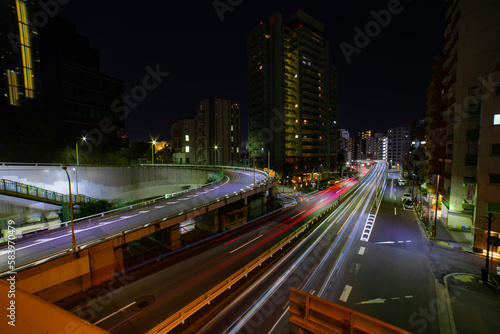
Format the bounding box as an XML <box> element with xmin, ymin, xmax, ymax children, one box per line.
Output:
<box><xmin>398</xmin><ymin>178</ymin><xmax>406</xmax><ymax>186</ymax></box>
<box><xmin>403</xmin><ymin>199</ymin><xmax>414</xmax><ymax>209</ymax></box>
<box><xmin>401</xmin><ymin>193</ymin><xmax>412</xmax><ymax>202</ymax></box>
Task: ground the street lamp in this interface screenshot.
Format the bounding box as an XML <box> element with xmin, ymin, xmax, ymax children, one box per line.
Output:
<box><xmin>76</xmin><ymin>136</ymin><xmax>87</xmax><ymax>166</ymax></box>
<box><xmin>214</xmin><ymin>145</ymin><xmax>220</xmax><ymax>165</ymax></box>
<box><xmin>62</xmin><ymin>167</ymin><xmax>77</xmax><ymax>253</ymax></box>
<box><xmin>261</xmin><ymin>147</ymin><xmax>270</xmax><ymax>170</ymax></box>
<box><xmin>151</xmin><ymin>140</ymin><xmax>157</xmax><ymax>164</ymax></box>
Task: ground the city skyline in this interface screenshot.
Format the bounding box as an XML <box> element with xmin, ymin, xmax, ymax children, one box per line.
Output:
<box><xmin>57</xmin><ymin>0</ymin><xmax>447</xmax><ymax>143</ymax></box>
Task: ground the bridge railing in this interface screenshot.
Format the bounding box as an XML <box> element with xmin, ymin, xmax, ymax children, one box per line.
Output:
<box><xmin>0</xmin><ymin>179</ymin><xmax>95</xmax><ymax>205</ymax></box>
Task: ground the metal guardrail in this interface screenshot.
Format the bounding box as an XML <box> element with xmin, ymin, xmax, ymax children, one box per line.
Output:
<box><xmin>289</xmin><ymin>287</ymin><xmax>412</xmax><ymax>334</ymax></box>
<box><xmin>0</xmin><ymin>179</ymin><xmax>95</xmax><ymax>205</ymax></box>
<box><xmin>0</xmin><ymin>166</ymin><xmax>276</xmax><ymax>276</ymax></box>
<box><xmin>148</xmin><ymin>177</ymin><xmax>363</xmax><ymax>333</ymax></box>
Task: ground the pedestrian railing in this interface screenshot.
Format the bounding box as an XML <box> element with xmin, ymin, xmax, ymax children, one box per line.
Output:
<box><xmin>0</xmin><ymin>179</ymin><xmax>95</xmax><ymax>205</ymax></box>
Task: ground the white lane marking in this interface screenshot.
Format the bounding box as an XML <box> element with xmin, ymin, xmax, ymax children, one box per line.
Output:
<box><xmin>394</xmin><ymin>207</ymin><xmax>396</xmax><ymax>215</ymax></box>
<box><xmin>357</xmin><ymin>298</ymin><xmax>386</xmax><ymax>304</ymax></box>
<box><xmin>121</xmin><ymin>215</ymin><xmax>138</xmax><ymax>219</ymax></box>
<box><xmin>405</xmin><ymin>295</ymin><xmax>414</xmax><ymax>299</ymax></box>
<box><xmin>138</xmin><ymin>210</ymin><xmax>150</xmax><ymax>214</ymax></box>
<box><xmin>358</xmin><ymin>246</ymin><xmax>366</xmax><ymax>255</ymax></box>
<box><xmin>339</xmin><ymin>285</ymin><xmax>352</xmax><ymax>303</ymax></box>
<box><xmin>154</xmin><ymin>206</ymin><xmax>165</xmax><ymax>209</ymax></box>
<box><xmin>93</xmin><ymin>301</ymin><xmax>136</xmax><ymax>325</ymax></box>
<box><xmin>374</xmin><ymin>241</ymin><xmax>395</xmax><ymax>244</ymax></box>
<box><xmin>167</xmin><ymin>202</ymin><xmax>178</xmax><ymax>204</ymax></box>
<box><xmin>392</xmin><ymin>297</ymin><xmax>400</xmax><ymax>300</ymax></box>
<box><xmin>398</xmin><ymin>241</ymin><xmax>404</xmax><ymax>243</ymax></box>
<box><xmin>406</xmin><ymin>240</ymin><xmax>412</xmax><ymax>243</ymax></box>
<box><xmin>230</xmin><ymin>235</ymin><xmax>263</xmax><ymax>254</ymax></box>
<box><xmin>177</xmin><ymin>198</ymin><xmax>189</xmax><ymax>201</ymax></box>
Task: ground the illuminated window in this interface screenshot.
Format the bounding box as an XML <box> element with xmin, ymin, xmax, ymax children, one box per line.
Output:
<box><xmin>231</xmin><ymin>125</ymin><xmax>234</xmax><ymax>131</ymax></box>
<box><xmin>15</xmin><ymin>0</ymin><xmax>35</xmax><ymax>98</ymax></box>
<box><xmin>494</xmin><ymin>114</ymin><xmax>500</xmax><ymax>125</ymax></box>
<box><xmin>259</xmin><ymin>65</ymin><xmax>263</xmax><ymax>70</ymax></box>
<box><xmin>185</xmin><ymin>135</ymin><xmax>189</xmax><ymax>141</ymax></box>
<box><xmin>185</xmin><ymin>146</ymin><xmax>190</xmax><ymax>153</ymax></box>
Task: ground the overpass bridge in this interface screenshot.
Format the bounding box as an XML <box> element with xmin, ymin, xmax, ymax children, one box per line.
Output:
<box><xmin>0</xmin><ymin>165</ymin><xmax>277</xmax><ymax>307</ymax></box>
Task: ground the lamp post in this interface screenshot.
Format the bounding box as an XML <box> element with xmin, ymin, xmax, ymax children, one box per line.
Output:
<box><xmin>214</xmin><ymin>145</ymin><xmax>220</xmax><ymax>165</ymax></box>
<box><xmin>151</xmin><ymin>140</ymin><xmax>156</xmax><ymax>164</ymax></box>
<box><xmin>62</xmin><ymin>167</ymin><xmax>77</xmax><ymax>253</ymax></box>
<box><xmin>433</xmin><ymin>174</ymin><xmax>440</xmax><ymax>240</ymax></box>
<box><xmin>76</xmin><ymin>136</ymin><xmax>87</xmax><ymax>166</ymax></box>
<box><xmin>261</xmin><ymin>147</ymin><xmax>270</xmax><ymax>170</ymax></box>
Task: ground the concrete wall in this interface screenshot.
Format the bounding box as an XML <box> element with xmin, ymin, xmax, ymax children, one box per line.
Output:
<box><xmin>0</xmin><ymin>165</ymin><xmax>219</xmax><ymax>205</ymax></box>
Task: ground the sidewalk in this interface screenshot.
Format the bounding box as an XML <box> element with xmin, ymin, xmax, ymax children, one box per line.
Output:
<box><xmin>434</xmin><ymin>218</ymin><xmax>473</xmax><ymax>252</ymax></box>
<box><xmin>443</xmin><ymin>273</ymin><xmax>500</xmax><ymax>334</ymax></box>
<box><xmin>423</xmin><ymin>217</ymin><xmax>500</xmax><ymax>333</ymax></box>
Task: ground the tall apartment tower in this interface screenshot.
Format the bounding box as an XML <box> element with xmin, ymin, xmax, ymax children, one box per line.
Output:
<box><xmin>387</xmin><ymin>127</ymin><xmax>410</xmax><ymax>168</ymax></box>
<box><xmin>248</xmin><ymin>10</ymin><xmax>338</xmax><ymax>177</ymax></box>
<box><xmin>440</xmin><ymin>0</ymin><xmax>500</xmax><ymax>252</ymax></box>
<box><xmin>196</xmin><ymin>97</ymin><xmax>241</xmax><ymax>165</ymax></box>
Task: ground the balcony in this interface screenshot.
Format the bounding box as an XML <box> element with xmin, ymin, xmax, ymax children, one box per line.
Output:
<box><xmin>464</xmin><ymin>154</ymin><xmax>478</xmax><ymax>166</ymax></box>
<box><xmin>466</xmin><ymin>129</ymin><xmax>480</xmax><ymax>141</ymax></box>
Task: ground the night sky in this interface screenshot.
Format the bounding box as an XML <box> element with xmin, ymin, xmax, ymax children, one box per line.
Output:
<box><xmin>58</xmin><ymin>0</ymin><xmax>447</xmax><ymax>143</ymax></box>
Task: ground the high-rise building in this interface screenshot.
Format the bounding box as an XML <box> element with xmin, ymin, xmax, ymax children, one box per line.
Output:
<box><xmin>0</xmin><ymin>3</ymin><xmax>124</xmax><ymax>148</ymax></box>
<box><xmin>356</xmin><ymin>129</ymin><xmax>374</xmax><ymax>160</ymax></box>
<box><xmin>172</xmin><ymin>97</ymin><xmax>241</xmax><ymax>165</ymax></box>
<box><xmin>349</xmin><ymin>137</ymin><xmax>356</xmax><ymax>162</ymax></box>
<box><xmin>387</xmin><ymin>127</ymin><xmax>410</xmax><ymax>168</ymax></box>
<box><xmin>0</xmin><ymin>0</ymin><xmax>40</xmax><ymax>141</ymax></box>
<box><xmin>426</xmin><ymin>53</ymin><xmax>447</xmax><ymax>181</ymax></box>
<box><xmin>248</xmin><ymin>10</ymin><xmax>338</xmax><ymax>178</ymax></box>
<box><xmin>376</xmin><ymin>135</ymin><xmax>388</xmax><ymax>161</ymax></box>
<box><xmin>171</xmin><ymin>117</ymin><xmax>196</xmax><ymax>164</ymax></box>
<box><xmin>338</xmin><ymin>129</ymin><xmax>350</xmax><ymax>161</ymax></box>
<box><xmin>38</xmin><ymin>16</ymin><xmax>124</xmax><ymax>146</ymax></box>
<box><xmin>439</xmin><ymin>0</ymin><xmax>500</xmax><ymax>252</ymax></box>
<box><xmin>196</xmin><ymin>97</ymin><xmax>241</xmax><ymax>165</ymax></box>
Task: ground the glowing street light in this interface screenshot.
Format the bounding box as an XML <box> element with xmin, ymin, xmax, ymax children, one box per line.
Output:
<box><xmin>214</xmin><ymin>145</ymin><xmax>220</xmax><ymax>165</ymax></box>
<box><xmin>76</xmin><ymin>136</ymin><xmax>87</xmax><ymax>166</ymax></box>
<box><xmin>151</xmin><ymin>140</ymin><xmax>157</xmax><ymax>164</ymax></box>
<box><xmin>62</xmin><ymin>166</ymin><xmax>77</xmax><ymax>253</ymax></box>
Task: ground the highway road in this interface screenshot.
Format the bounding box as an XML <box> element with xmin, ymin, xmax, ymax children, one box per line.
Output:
<box><xmin>198</xmin><ymin>162</ymin><xmax>387</xmax><ymax>334</ymax></box>
<box><xmin>200</xmin><ymin>165</ymin><xmax>439</xmax><ymax>334</ymax></box>
<box><xmin>0</xmin><ymin>169</ymin><xmax>269</xmax><ymax>273</ymax></box>
<box><xmin>65</xmin><ymin>176</ymin><xmax>362</xmax><ymax>333</ymax></box>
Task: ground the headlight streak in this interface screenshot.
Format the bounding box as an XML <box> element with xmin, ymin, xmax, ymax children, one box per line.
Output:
<box><xmin>219</xmin><ymin>165</ymin><xmax>386</xmax><ymax>334</ymax></box>
<box><xmin>316</xmin><ymin>165</ymin><xmax>386</xmax><ymax>298</ymax></box>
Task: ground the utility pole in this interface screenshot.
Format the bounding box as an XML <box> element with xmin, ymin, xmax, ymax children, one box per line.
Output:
<box><xmin>433</xmin><ymin>174</ymin><xmax>440</xmax><ymax>240</ymax></box>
